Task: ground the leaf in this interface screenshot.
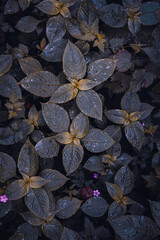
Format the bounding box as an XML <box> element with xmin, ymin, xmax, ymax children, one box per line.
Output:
<box><xmin>82</xmin><ymin>197</ymin><xmax>108</xmax><ymax>217</ymax></box>
<box><xmin>42</xmin><ymin>102</ymin><xmax>70</xmax><ymax>133</ymax></box>
<box><xmin>4</xmin><ymin>0</ymin><xmax>19</xmax><ymax>14</ymax></box>
<box><xmin>131</xmin><ymin>69</ymin><xmax>155</xmax><ymax>92</ymax></box>
<box><xmin>40</xmin><ymin>39</ymin><xmax>67</xmax><ymax>63</ymax></box>
<box><xmin>28</xmin><ymin>105</ymin><xmax>38</xmax><ymax>124</ymax></box>
<box><xmin>15</xmin><ymin>16</ymin><xmax>40</xmax><ymax>33</ymax></box>
<box><xmin>70</xmin><ymin>113</ymin><xmax>89</xmax><ymax>139</ymax></box>
<box><xmin>140</xmin><ymin>2</ymin><xmax>160</xmax><ymax>26</ymax></box>
<box><xmin>76</xmin><ymin>90</ymin><xmax>102</xmax><ymax>120</ymax></box>
<box><xmin>50</xmin><ymin>84</ymin><xmax>78</xmax><ymax>103</ymax></box>
<box><xmin>6</xmin><ymin>180</ymin><xmax>28</xmax><ymax>200</ymax></box>
<box><xmin>17</xmin><ymin>223</ymin><xmax>38</xmax><ymax>240</ymax></box>
<box><xmin>0</xmin><ymin>127</ymin><xmax>14</xmax><ymax>145</ymax></box>
<box><xmin>0</xmin><ymin>55</ymin><xmax>12</xmax><ymax>76</ymax></box>
<box><xmin>152</xmin><ymin>24</ymin><xmax>160</xmax><ymax>50</ymax></box>
<box><xmin>118</xmin><ymin>153</ymin><xmax>133</xmax><ymax>166</ymax></box>
<box><xmin>150</xmin><ymin>201</ymin><xmax>160</xmax><ymax>228</ymax></box>
<box><xmin>109</xmin><ymin>38</ymin><xmax>125</xmax><ymax>52</ymax></box>
<box><xmin>121</xmin><ymin>91</ymin><xmax>141</xmax><ymax>114</ymax></box>
<box><xmin>115</xmin><ymin>50</ymin><xmax>132</xmax><ymax>72</ymax></box>
<box><xmin>29</xmin><ymin>176</ymin><xmax>49</xmax><ymax>188</ymax></box>
<box><xmin>36</xmin><ymin>0</ymin><xmax>59</xmax><ymax>15</ymax></box>
<box><xmin>106</xmin><ymin>182</ymin><xmax>123</xmax><ymax>201</ymax></box>
<box><xmin>110</xmin><ymin>215</ymin><xmax>160</xmax><ymax>240</ymax></box>
<box><xmin>37</xmin><ymin>111</ymin><xmax>46</xmax><ymax>127</ymax></box>
<box><xmin>45</xmin><ymin>188</ymin><xmax>56</xmax><ymax>216</ymax></box>
<box><xmin>108</xmin><ymin>201</ymin><xmax>126</xmax><ymax>220</ymax></box>
<box><xmin>42</xmin><ymin>218</ymin><xmax>62</xmax><ymax>240</ymax></box>
<box><xmin>78</xmin><ymin>0</ymin><xmax>97</xmax><ymax>26</ymax></box>
<box><xmin>129</xmin><ymin>112</ymin><xmax>143</xmax><ymax>122</ymax></box>
<box><xmin>63</xmin><ymin>41</ymin><xmax>86</xmax><ymax>81</ymax></box>
<box><xmin>63</xmin><ymin>0</ymin><xmax>76</xmax><ymax>7</ymax></box>
<box><xmin>46</xmin><ymin>15</ymin><xmax>66</xmax><ymax>43</ymax></box>
<box><xmin>18</xmin><ymin>57</ymin><xmax>42</xmax><ymax>75</ymax></box>
<box><xmin>84</xmin><ymin>156</ymin><xmax>105</xmax><ymax>173</ymax></box>
<box><xmin>104</xmin><ymin>125</ymin><xmax>122</xmax><ymax>142</ymax></box>
<box><xmin>75</xmin><ymin>40</ymin><xmax>90</xmax><ymax>55</ymax></box>
<box><xmin>99</xmin><ymin>4</ymin><xmax>127</xmax><ymax>28</ymax></box>
<box><xmin>107</xmin><ymin>142</ymin><xmax>121</xmax><ymax>158</ymax></box>
<box><xmin>55</xmin><ymin>132</ymin><xmax>73</xmax><ymax>144</ymax></box>
<box><xmin>87</xmin><ymin>59</ymin><xmax>117</xmax><ymax>84</ymax></box>
<box><xmin>12</xmin><ymin>44</ymin><xmax>29</xmax><ymax>59</ymax></box>
<box><xmin>128</xmin><ymin>17</ymin><xmax>141</xmax><ymax>36</ymax></box>
<box><xmin>25</xmin><ymin>187</ymin><xmax>49</xmax><ymax>220</ymax></box>
<box><xmin>65</xmin><ymin>18</ymin><xmax>84</xmax><ymax>39</ymax></box>
<box><xmin>108</xmin><ymin>72</ymin><xmax>131</xmax><ymax>94</ymax></box>
<box><xmin>35</xmin><ymin>137</ymin><xmax>59</xmax><ymax>158</ymax></box>
<box><xmin>20</xmin><ymin>211</ymin><xmax>44</xmax><ymax>226</ymax></box>
<box><xmin>83</xmin><ymin>217</ymin><xmax>94</xmax><ymax>237</ymax></box>
<box><xmin>0</xmin><ymin>74</ymin><xmax>22</xmax><ymax>99</ymax></box>
<box><xmin>139</xmin><ymin>103</ymin><xmax>154</xmax><ymax>120</ymax></box>
<box><xmin>11</xmin><ymin>119</ymin><xmax>34</xmax><ymax>142</ymax></box>
<box><xmin>91</xmin><ymin>0</ymin><xmax>106</xmax><ymax>10</ymax></box>
<box><xmin>63</xmin><ymin>143</ymin><xmax>84</xmax><ymax>175</ymax></box>
<box><xmin>0</xmin><ymin>152</ymin><xmax>16</xmax><ymax>182</ymax></box>
<box><xmin>9</xmin><ymin>233</ymin><xmax>26</xmax><ymax>240</ymax></box>
<box><xmin>77</xmin><ymin>79</ymin><xmax>98</xmax><ymax>90</ymax></box>
<box><xmin>105</xmin><ymin>109</ymin><xmax>128</xmax><ymax>125</ymax></box>
<box><xmin>114</xmin><ymin>166</ymin><xmax>134</xmax><ymax>195</ymax></box>
<box><xmin>82</xmin><ymin>128</ymin><xmax>114</xmax><ymax>153</ymax></box>
<box><xmin>40</xmin><ymin>169</ymin><xmax>68</xmax><ymax>191</ymax></box>
<box><xmin>55</xmin><ymin>197</ymin><xmax>81</xmax><ymax>219</ymax></box>
<box><xmin>60</xmin><ymin>227</ymin><xmax>82</xmax><ymax>240</ymax></box>
<box><xmin>60</xmin><ymin>6</ymin><xmax>71</xmax><ymax>18</ymax></box>
<box><xmin>124</xmin><ymin>121</ymin><xmax>144</xmax><ymax>150</ymax></box>
<box><xmin>78</xmin><ymin>20</ymin><xmax>97</xmax><ymax>41</ymax></box>
<box><xmin>19</xmin><ymin>0</ymin><xmax>30</xmax><ymax>11</ymax></box>
<box><xmin>18</xmin><ymin>139</ymin><xmax>39</xmax><ymax>177</ymax></box>
<box><xmin>122</xmin><ymin>0</ymin><xmax>141</xmax><ymax>10</ymax></box>
<box><xmin>122</xmin><ymin>196</ymin><xmax>135</xmax><ymax>205</ymax></box>
<box><xmin>0</xmin><ymin>200</ymin><xmax>12</xmax><ymax>218</ymax></box>
<box><xmin>142</xmin><ymin>47</ymin><xmax>160</xmax><ymax>63</ymax></box>
<box><xmin>20</xmin><ymin>71</ymin><xmax>60</xmax><ymax>97</ymax></box>
<box><xmin>152</xmin><ymin>152</ymin><xmax>160</xmax><ymax>175</ymax></box>
<box><xmin>30</xmin><ymin>128</ymin><xmax>42</xmax><ymax>142</ymax></box>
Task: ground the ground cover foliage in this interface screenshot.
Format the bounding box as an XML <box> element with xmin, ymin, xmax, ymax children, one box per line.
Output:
<box><xmin>0</xmin><ymin>0</ymin><xmax>160</xmax><ymax>239</ymax></box>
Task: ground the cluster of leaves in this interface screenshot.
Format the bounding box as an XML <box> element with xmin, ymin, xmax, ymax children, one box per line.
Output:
<box><xmin>1</xmin><ymin>0</ymin><xmax>160</xmax><ymax>239</ymax></box>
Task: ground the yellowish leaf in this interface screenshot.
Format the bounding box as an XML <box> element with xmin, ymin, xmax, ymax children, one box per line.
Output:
<box><xmin>55</xmin><ymin>132</ymin><xmax>73</xmax><ymax>144</ymax></box>
<box><xmin>6</xmin><ymin>180</ymin><xmax>29</xmax><ymax>200</ymax></box>
<box><xmin>122</xmin><ymin>196</ymin><xmax>135</xmax><ymax>205</ymax></box>
<box><xmin>129</xmin><ymin>112</ymin><xmax>143</xmax><ymax>122</ymax></box>
<box><xmin>73</xmin><ymin>138</ymin><xmax>81</xmax><ymax>147</ymax></box>
<box><xmin>29</xmin><ymin>176</ymin><xmax>50</xmax><ymax>188</ymax></box>
<box><xmin>70</xmin><ymin>112</ymin><xmax>89</xmax><ymax>139</ymax></box>
<box><xmin>49</xmin><ymin>83</ymin><xmax>78</xmax><ymax>104</ymax></box>
<box><xmin>78</xmin><ymin>79</ymin><xmax>98</xmax><ymax>90</ymax></box>
<box><xmin>106</xmin><ymin>182</ymin><xmax>123</xmax><ymax>202</ymax></box>
<box><xmin>60</xmin><ymin>6</ymin><xmax>71</xmax><ymax>18</ymax></box>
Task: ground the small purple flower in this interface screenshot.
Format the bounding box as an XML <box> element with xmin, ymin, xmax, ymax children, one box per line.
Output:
<box><xmin>0</xmin><ymin>195</ymin><xmax>8</xmax><ymax>203</ymax></box>
<box><xmin>93</xmin><ymin>190</ymin><xmax>100</xmax><ymax>197</ymax></box>
<box><xmin>93</xmin><ymin>173</ymin><xmax>98</xmax><ymax>179</ymax></box>
<box><xmin>142</xmin><ymin>122</ymin><xmax>145</xmax><ymax>127</ymax></box>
